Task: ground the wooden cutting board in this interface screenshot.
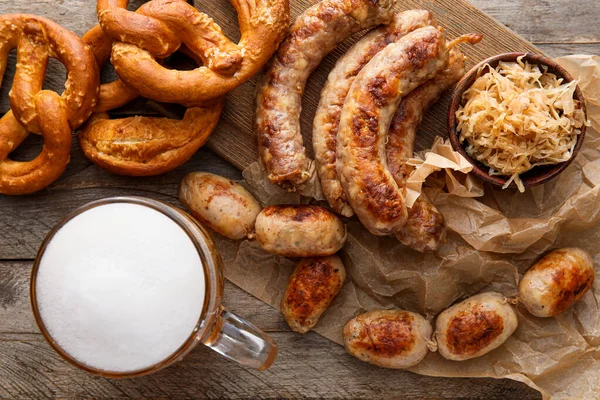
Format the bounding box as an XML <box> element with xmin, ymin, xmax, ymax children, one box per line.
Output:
<box><xmin>196</xmin><ymin>0</ymin><xmax>541</xmax><ymax>171</ymax></box>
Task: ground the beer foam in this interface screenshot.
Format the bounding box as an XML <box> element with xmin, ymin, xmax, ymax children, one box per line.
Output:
<box><xmin>36</xmin><ymin>203</ymin><xmax>206</xmax><ymax>373</ymax></box>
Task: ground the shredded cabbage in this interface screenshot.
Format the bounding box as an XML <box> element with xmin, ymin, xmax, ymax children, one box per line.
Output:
<box><xmin>456</xmin><ymin>56</ymin><xmax>586</xmax><ymax>192</ymax></box>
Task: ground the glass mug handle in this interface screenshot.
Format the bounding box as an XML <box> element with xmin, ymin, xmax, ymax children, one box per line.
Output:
<box><xmin>202</xmin><ymin>306</ymin><xmax>278</xmax><ymax>371</ymax></box>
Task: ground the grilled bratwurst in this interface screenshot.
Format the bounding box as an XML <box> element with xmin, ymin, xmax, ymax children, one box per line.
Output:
<box><xmin>313</xmin><ymin>10</ymin><xmax>435</xmax><ymax>218</ymax></box>
<box><xmin>255</xmin><ymin>205</ymin><xmax>346</xmax><ymax>257</ymax></box>
<box><xmin>336</xmin><ymin>27</ymin><xmax>450</xmax><ymax>235</ymax></box>
<box><xmin>179</xmin><ymin>172</ymin><xmax>261</xmax><ymax>240</ymax></box>
<box><xmin>255</xmin><ymin>0</ymin><xmax>395</xmax><ymax>191</ymax></box>
<box><xmin>389</xmin><ymin>47</ymin><xmax>473</xmax><ymax>252</ymax></box>
<box><xmin>435</xmin><ymin>292</ymin><xmax>518</xmax><ymax>361</ymax></box>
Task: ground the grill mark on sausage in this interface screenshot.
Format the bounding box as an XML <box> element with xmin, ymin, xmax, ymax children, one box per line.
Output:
<box><xmin>407</xmin><ymin>34</ymin><xmax>439</xmax><ymax>68</ymax></box>
<box><xmin>367</xmin><ymin>75</ymin><xmax>395</xmax><ymax>108</ymax></box>
<box><xmin>360</xmin><ymin>170</ymin><xmax>407</xmax><ymax>221</ymax></box>
<box><xmin>352</xmin><ymin>105</ymin><xmax>380</xmax><ymax>146</ymax></box>
<box><xmin>445</xmin><ymin>305</ymin><xmax>504</xmax><ymax>356</ymax></box>
<box><xmin>284</xmin><ymin>258</ymin><xmax>342</xmax><ymax>325</ymax></box>
<box><xmin>292</xmin><ymin>207</ymin><xmax>318</xmax><ymax>222</ymax></box>
<box><xmin>353</xmin><ymin>313</ymin><xmax>416</xmax><ymax>357</ymax></box>
<box><xmin>202</xmin><ymin>180</ymin><xmax>248</xmax><ymax>209</ymax></box>
<box><xmin>262</xmin><ymin>204</ymin><xmax>336</xmax><ymax>223</ymax></box>
<box><xmin>550</xmin><ymin>259</ymin><xmax>594</xmax><ymax>315</ymax></box>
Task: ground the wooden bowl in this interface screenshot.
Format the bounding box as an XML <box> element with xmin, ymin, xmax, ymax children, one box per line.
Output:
<box><xmin>448</xmin><ymin>52</ymin><xmax>587</xmax><ymax>189</ymax></box>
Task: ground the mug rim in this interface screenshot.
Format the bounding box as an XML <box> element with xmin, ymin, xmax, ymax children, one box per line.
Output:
<box><xmin>30</xmin><ymin>196</ymin><xmax>222</xmax><ymax>378</ymax></box>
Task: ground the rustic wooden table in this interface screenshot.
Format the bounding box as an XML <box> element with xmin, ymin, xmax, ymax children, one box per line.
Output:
<box><xmin>0</xmin><ymin>1</ymin><xmax>598</xmax><ymax>398</ymax></box>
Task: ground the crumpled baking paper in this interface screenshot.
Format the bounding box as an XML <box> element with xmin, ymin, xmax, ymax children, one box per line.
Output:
<box><xmin>209</xmin><ymin>55</ymin><xmax>600</xmax><ymax>400</ymax></box>
<box><xmin>404</xmin><ymin>136</ymin><xmax>482</xmax><ymax>206</ymax></box>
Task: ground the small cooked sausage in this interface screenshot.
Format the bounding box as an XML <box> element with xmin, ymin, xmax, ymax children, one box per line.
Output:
<box><xmin>519</xmin><ymin>248</ymin><xmax>595</xmax><ymax>317</ymax></box>
<box><xmin>435</xmin><ymin>292</ymin><xmax>518</xmax><ymax>361</ymax></box>
<box><xmin>179</xmin><ymin>172</ymin><xmax>262</xmax><ymax>240</ymax></box>
<box><xmin>255</xmin><ymin>205</ymin><xmax>346</xmax><ymax>257</ymax></box>
<box><xmin>343</xmin><ymin>310</ymin><xmax>434</xmax><ymax>369</ymax></box>
<box><xmin>281</xmin><ymin>256</ymin><xmax>346</xmax><ymax>333</ymax></box>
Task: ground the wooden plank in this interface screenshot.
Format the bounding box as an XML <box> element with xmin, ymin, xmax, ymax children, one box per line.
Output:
<box><xmin>471</xmin><ymin>0</ymin><xmax>600</xmax><ymax>43</ymax></box>
<box><xmin>0</xmin><ymin>332</ymin><xmax>539</xmax><ymax>399</ymax></box>
<box><xmin>537</xmin><ymin>43</ymin><xmax>600</xmax><ymax>57</ymax></box>
<box><xmin>0</xmin><ymin>262</ymin><xmax>539</xmax><ymax>399</ymax></box>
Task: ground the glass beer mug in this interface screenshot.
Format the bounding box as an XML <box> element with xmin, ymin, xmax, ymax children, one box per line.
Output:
<box><xmin>30</xmin><ymin>196</ymin><xmax>277</xmax><ymax>377</ymax></box>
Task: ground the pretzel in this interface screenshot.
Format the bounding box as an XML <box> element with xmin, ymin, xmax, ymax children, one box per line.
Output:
<box><xmin>97</xmin><ymin>0</ymin><xmax>290</xmax><ymax>106</ymax></box>
<box><xmin>0</xmin><ymin>15</ymin><xmax>99</xmax><ymax>195</ymax></box>
<box><xmin>82</xmin><ymin>25</ymin><xmax>138</xmax><ymax>113</ymax></box>
<box><xmin>80</xmin><ymin>20</ymin><xmax>224</xmax><ymax>176</ymax></box>
<box><xmin>79</xmin><ymin>103</ymin><xmax>224</xmax><ymax>176</ymax></box>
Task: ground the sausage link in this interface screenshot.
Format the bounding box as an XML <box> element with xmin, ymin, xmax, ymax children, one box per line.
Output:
<box><xmin>343</xmin><ymin>310</ymin><xmax>433</xmax><ymax>369</ymax></box>
<box><xmin>255</xmin><ymin>0</ymin><xmax>395</xmax><ymax>191</ymax></box>
<box><xmin>281</xmin><ymin>256</ymin><xmax>346</xmax><ymax>333</ymax></box>
<box><xmin>336</xmin><ymin>27</ymin><xmax>449</xmax><ymax>235</ymax></box>
<box><xmin>519</xmin><ymin>248</ymin><xmax>594</xmax><ymax>317</ymax></box>
<box><xmin>390</xmin><ymin>35</ymin><xmax>481</xmax><ymax>251</ymax></box>
<box><xmin>435</xmin><ymin>292</ymin><xmax>518</xmax><ymax>361</ymax></box>
<box><xmin>255</xmin><ymin>205</ymin><xmax>347</xmax><ymax>257</ymax></box>
<box><xmin>179</xmin><ymin>172</ymin><xmax>262</xmax><ymax>240</ymax></box>
<box><xmin>313</xmin><ymin>10</ymin><xmax>435</xmax><ymax>217</ymax></box>
<box><xmin>390</xmin><ymin>48</ymin><xmax>467</xmax><ymax>251</ymax></box>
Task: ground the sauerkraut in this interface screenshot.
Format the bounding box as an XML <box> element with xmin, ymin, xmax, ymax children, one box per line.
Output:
<box><xmin>456</xmin><ymin>56</ymin><xmax>586</xmax><ymax>192</ymax></box>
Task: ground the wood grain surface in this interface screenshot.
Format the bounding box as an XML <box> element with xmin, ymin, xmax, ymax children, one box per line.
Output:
<box><xmin>0</xmin><ymin>0</ymin><xmax>598</xmax><ymax>398</ymax></box>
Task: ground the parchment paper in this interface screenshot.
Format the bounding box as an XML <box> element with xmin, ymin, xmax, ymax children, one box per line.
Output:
<box><xmin>208</xmin><ymin>55</ymin><xmax>600</xmax><ymax>400</ymax></box>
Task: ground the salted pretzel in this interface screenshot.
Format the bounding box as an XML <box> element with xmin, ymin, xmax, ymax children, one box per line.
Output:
<box><xmin>0</xmin><ymin>15</ymin><xmax>99</xmax><ymax>195</ymax></box>
<box><xmin>80</xmin><ymin>21</ymin><xmax>224</xmax><ymax>176</ymax></box>
<box><xmin>97</xmin><ymin>0</ymin><xmax>290</xmax><ymax>106</ymax></box>
<box><xmin>79</xmin><ymin>0</ymin><xmax>288</xmax><ymax>176</ymax></box>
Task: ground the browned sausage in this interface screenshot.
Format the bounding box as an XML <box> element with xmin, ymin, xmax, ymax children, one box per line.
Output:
<box><xmin>255</xmin><ymin>205</ymin><xmax>346</xmax><ymax>257</ymax></box>
<box><xmin>179</xmin><ymin>172</ymin><xmax>262</xmax><ymax>240</ymax></box>
<box><xmin>435</xmin><ymin>292</ymin><xmax>518</xmax><ymax>361</ymax></box>
<box><xmin>281</xmin><ymin>256</ymin><xmax>346</xmax><ymax>333</ymax></box>
<box><xmin>389</xmin><ymin>48</ymin><xmax>471</xmax><ymax>252</ymax></box>
<box><xmin>343</xmin><ymin>310</ymin><xmax>433</xmax><ymax>369</ymax></box>
<box><xmin>313</xmin><ymin>10</ymin><xmax>435</xmax><ymax>218</ymax></box>
<box><xmin>336</xmin><ymin>27</ymin><xmax>449</xmax><ymax>236</ymax></box>
<box><xmin>255</xmin><ymin>0</ymin><xmax>395</xmax><ymax>191</ymax></box>
<box><xmin>519</xmin><ymin>248</ymin><xmax>595</xmax><ymax>317</ymax></box>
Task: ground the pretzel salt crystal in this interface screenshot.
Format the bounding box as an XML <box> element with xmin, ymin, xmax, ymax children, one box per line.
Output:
<box><xmin>0</xmin><ymin>15</ymin><xmax>99</xmax><ymax>195</ymax></box>
<box><xmin>99</xmin><ymin>0</ymin><xmax>290</xmax><ymax>106</ymax></box>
